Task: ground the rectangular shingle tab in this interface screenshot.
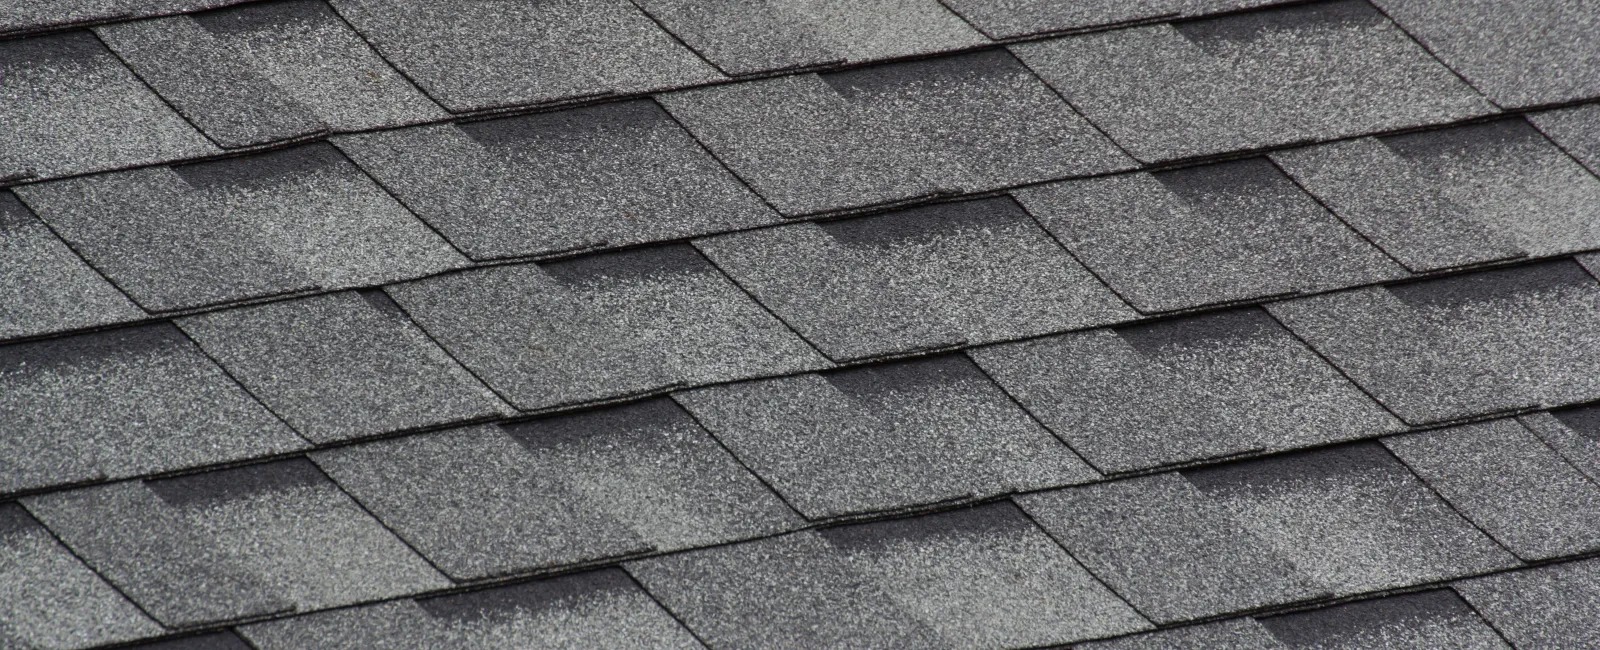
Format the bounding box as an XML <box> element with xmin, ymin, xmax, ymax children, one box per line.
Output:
<box><xmin>660</xmin><ymin>49</ymin><xmax>1133</xmax><ymax>216</ymax></box>
<box><xmin>971</xmin><ymin>309</ymin><xmax>1403</xmax><ymax>474</ymax></box>
<box><xmin>0</xmin><ymin>0</ymin><xmax>252</xmax><ymax>36</ymax></box>
<box><xmin>941</xmin><ymin>0</ymin><xmax>1292</xmax><ymax>39</ymax></box>
<box><xmin>675</xmin><ymin>354</ymin><xmax>1098</xmax><ymax>519</ymax></box>
<box><xmin>1257</xmin><ymin>589</ymin><xmax>1509</xmax><ymax>650</ymax></box>
<box><xmin>1013</xmin><ymin>1</ymin><xmax>1494</xmax><ymax>162</ymax></box>
<box><xmin>1523</xmin><ymin>407</ymin><xmax>1600</xmax><ymax>484</ymax></box>
<box><xmin>177</xmin><ymin>290</ymin><xmax>512</xmax><ymax>444</ymax></box>
<box><xmin>16</xmin><ymin>142</ymin><xmax>467</xmax><ymax>312</ymax></box>
<box><xmin>1267</xmin><ymin>259</ymin><xmax>1600</xmax><ymax>424</ymax></box>
<box><xmin>336</xmin><ymin>100</ymin><xmax>778</xmax><ymax>261</ymax></box>
<box><xmin>1076</xmin><ymin>619</ymin><xmax>1284</xmax><ymax>650</ymax></box>
<box><xmin>326</xmin><ymin>0</ymin><xmax>722</xmax><ymax>112</ymax></box>
<box><xmin>697</xmin><ymin>197</ymin><xmax>1134</xmax><ymax>360</ymax></box>
<box><xmin>0</xmin><ymin>191</ymin><xmax>142</xmax><ymax>340</ymax></box>
<box><xmin>1530</xmin><ymin>103</ymin><xmax>1600</xmax><ymax>174</ymax></box>
<box><xmin>1456</xmin><ymin>558</ymin><xmax>1600</xmax><ymax>650</ymax></box>
<box><xmin>1016</xmin><ymin>158</ymin><xmax>1406</xmax><ymax>312</ymax></box>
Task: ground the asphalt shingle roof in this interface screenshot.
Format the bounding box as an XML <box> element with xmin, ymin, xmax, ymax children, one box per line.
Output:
<box><xmin>0</xmin><ymin>192</ymin><xmax>142</xmax><ymax>340</ymax></box>
<box><xmin>1456</xmin><ymin>558</ymin><xmax>1600</xmax><ymax>650</ymax></box>
<box><xmin>0</xmin><ymin>503</ymin><xmax>160</xmax><ymax>650</ymax></box>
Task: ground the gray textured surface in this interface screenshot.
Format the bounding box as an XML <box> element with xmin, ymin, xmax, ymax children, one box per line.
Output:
<box><xmin>971</xmin><ymin>309</ymin><xmax>1403</xmax><ymax>473</ymax></box>
<box><xmin>660</xmin><ymin>50</ymin><xmax>1132</xmax><ymax>216</ymax></box>
<box><xmin>1457</xmin><ymin>558</ymin><xmax>1600</xmax><ymax>650</ymax></box>
<box><xmin>1524</xmin><ymin>407</ymin><xmax>1600</xmax><ymax>484</ymax></box>
<box><xmin>1013</xmin><ymin>1</ymin><xmax>1493</xmax><ymax>162</ymax></box>
<box><xmin>1268</xmin><ymin>260</ymin><xmax>1600</xmax><ymax>424</ymax></box>
<box><xmin>1016</xmin><ymin>159</ymin><xmax>1405</xmax><ymax>311</ymax></box>
<box><xmin>0</xmin><ymin>323</ymin><xmax>304</xmax><ymax>496</ymax></box>
<box><xmin>941</xmin><ymin>0</ymin><xmax>1291</xmax><ymax>39</ymax></box>
<box><xmin>0</xmin><ymin>192</ymin><xmax>142</xmax><ymax>340</ymax></box>
<box><xmin>1530</xmin><ymin>103</ymin><xmax>1600</xmax><ymax>174</ymax></box>
<box><xmin>178</xmin><ymin>290</ymin><xmax>512</xmax><ymax>443</ymax></box>
<box><xmin>16</xmin><ymin>143</ymin><xmax>466</xmax><ymax>312</ymax></box>
<box><xmin>387</xmin><ymin>247</ymin><xmax>828</xmax><ymax>411</ymax></box>
<box><xmin>675</xmin><ymin>355</ymin><xmax>1097</xmax><ymax>519</ymax></box>
<box><xmin>1272</xmin><ymin>119</ymin><xmax>1600</xmax><ymax>271</ymax></box>
<box><xmin>0</xmin><ymin>0</ymin><xmax>249</xmax><ymax>35</ymax></box>
<box><xmin>697</xmin><ymin>197</ymin><xmax>1134</xmax><ymax>360</ymax></box>
<box><xmin>336</xmin><ymin>100</ymin><xmax>777</xmax><ymax>261</ymax></box>
<box><xmin>327</xmin><ymin>0</ymin><xmax>721</xmax><ymax>112</ymax></box>
<box><xmin>1257</xmin><ymin>589</ymin><xmax>1509</xmax><ymax>650</ymax></box>
<box><xmin>1076</xmin><ymin>618</ymin><xmax>1285</xmax><ymax>650</ymax></box>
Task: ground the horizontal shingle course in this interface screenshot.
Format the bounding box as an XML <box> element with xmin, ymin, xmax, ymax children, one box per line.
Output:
<box><xmin>0</xmin><ymin>191</ymin><xmax>142</xmax><ymax>341</ymax></box>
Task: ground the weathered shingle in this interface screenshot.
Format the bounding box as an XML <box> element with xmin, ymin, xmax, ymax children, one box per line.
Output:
<box><xmin>1013</xmin><ymin>1</ymin><xmax>1493</xmax><ymax>162</ymax></box>
<box><xmin>1076</xmin><ymin>619</ymin><xmax>1284</xmax><ymax>650</ymax></box>
<box><xmin>177</xmin><ymin>290</ymin><xmax>512</xmax><ymax>444</ymax></box>
<box><xmin>0</xmin><ymin>323</ymin><xmax>304</xmax><ymax>496</ymax></box>
<box><xmin>1015</xmin><ymin>158</ymin><xmax>1405</xmax><ymax>312</ymax></box>
<box><xmin>0</xmin><ymin>0</ymin><xmax>250</xmax><ymax>36</ymax></box>
<box><xmin>25</xmin><ymin>460</ymin><xmax>448</xmax><ymax>628</ymax></box>
<box><xmin>675</xmin><ymin>354</ymin><xmax>1098</xmax><ymax>519</ymax></box>
<box><xmin>1523</xmin><ymin>406</ymin><xmax>1600</xmax><ymax>484</ymax></box>
<box><xmin>0</xmin><ymin>31</ymin><xmax>217</xmax><ymax>182</ymax></box>
<box><xmin>387</xmin><ymin>246</ymin><xmax>828</xmax><ymax>411</ymax></box>
<box><xmin>971</xmin><ymin>309</ymin><xmax>1403</xmax><ymax>474</ymax></box>
<box><xmin>1268</xmin><ymin>260</ymin><xmax>1600</xmax><ymax>424</ymax></box>
<box><xmin>241</xmin><ymin>569</ymin><xmax>705</xmax><ymax>650</ymax></box>
<box><xmin>660</xmin><ymin>49</ymin><xmax>1132</xmax><ymax>216</ymax></box>
<box><xmin>336</xmin><ymin>100</ymin><xmax>777</xmax><ymax>261</ymax></box>
<box><xmin>697</xmin><ymin>197</ymin><xmax>1134</xmax><ymax>361</ymax></box>
<box><xmin>1373</xmin><ymin>0</ymin><xmax>1600</xmax><ymax>108</ymax></box>
<box><xmin>1456</xmin><ymin>558</ymin><xmax>1600</xmax><ymax>650</ymax></box>
<box><xmin>326</xmin><ymin>0</ymin><xmax>721</xmax><ymax>112</ymax></box>
<box><xmin>1256</xmin><ymin>589</ymin><xmax>1510</xmax><ymax>650</ymax></box>
<box><xmin>0</xmin><ymin>192</ymin><xmax>142</xmax><ymax>340</ymax></box>
<box><xmin>1530</xmin><ymin>103</ymin><xmax>1600</xmax><ymax>174</ymax></box>
<box><xmin>940</xmin><ymin>0</ymin><xmax>1291</xmax><ymax>39</ymax></box>
<box><xmin>15</xmin><ymin>142</ymin><xmax>467</xmax><ymax>312</ymax></box>
<box><xmin>1272</xmin><ymin>119</ymin><xmax>1600</xmax><ymax>272</ymax></box>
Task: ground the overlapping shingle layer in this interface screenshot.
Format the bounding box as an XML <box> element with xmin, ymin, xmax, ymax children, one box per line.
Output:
<box><xmin>5</xmin><ymin>1</ymin><xmax>1600</xmax><ymax>648</ymax></box>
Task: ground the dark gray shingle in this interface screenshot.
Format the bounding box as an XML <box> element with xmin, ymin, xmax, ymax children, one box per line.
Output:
<box><xmin>940</xmin><ymin>0</ymin><xmax>1292</xmax><ymax>39</ymax></box>
<box><xmin>1268</xmin><ymin>259</ymin><xmax>1600</xmax><ymax>424</ymax></box>
<box><xmin>675</xmin><ymin>354</ymin><xmax>1097</xmax><ymax>519</ymax></box>
<box><xmin>1272</xmin><ymin>119</ymin><xmax>1600</xmax><ymax>272</ymax></box>
<box><xmin>125</xmin><ymin>632</ymin><xmax>255</xmax><ymax>650</ymax></box>
<box><xmin>336</xmin><ymin>100</ymin><xmax>777</xmax><ymax>261</ymax></box>
<box><xmin>15</xmin><ymin>142</ymin><xmax>467</xmax><ymax>312</ymax></box>
<box><xmin>696</xmin><ymin>197</ymin><xmax>1134</xmax><ymax>361</ymax></box>
<box><xmin>387</xmin><ymin>246</ymin><xmax>828</xmax><ymax>411</ymax></box>
<box><xmin>659</xmin><ymin>49</ymin><xmax>1133</xmax><ymax>216</ymax></box>
<box><xmin>0</xmin><ymin>0</ymin><xmax>250</xmax><ymax>36</ymax></box>
<box><xmin>1076</xmin><ymin>619</ymin><xmax>1284</xmax><ymax>650</ymax></box>
<box><xmin>1530</xmin><ymin>103</ymin><xmax>1600</xmax><ymax>174</ymax></box>
<box><xmin>971</xmin><ymin>309</ymin><xmax>1403</xmax><ymax>474</ymax></box>
<box><xmin>1257</xmin><ymin>589</ymin><xmax>1509</xmax><ymax>650</ymax></box>
<box><xmin>0</xmin><ymin>323</ymin><xmax>304</xmax><ymax>496</ymax></box>
<box><xmin>1523</xmin><ymin>407</ymin><xmax>1600</xmax><ymax>484</ymax></box>
<box><xmin>0</xmin><ymin>192</ymin><xmax>142</xmax><ymax>340</ymax></box>
<box><xmin>1012</xmin><ymin>1</ymin><xmax>1493</xmax><ymax>162</ymax></box>
<box><xmin>326</xmin><ymin>0</ymin><xmax>721</xmax><ymax>112</ymax></box>
<box><xmin>1015</xmin><ymin>158</ymin><xmax>1405</xmax><ymax>312</ymax></box>
<box><xmin>1456</xmin><ymin>558</ymin><xmax>1600</xmax><ymax>650</ymax></box>
<box><xmin>177</xmin><ymin>290</ymin><xmax>512</xmax><ymax>444</ymax></box>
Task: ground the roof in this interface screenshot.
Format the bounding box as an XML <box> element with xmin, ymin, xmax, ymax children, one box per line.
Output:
<box><xmin>3</xmin><ymin>0</ymin><xmax>1600</xmax><ymax>648</ymax></box>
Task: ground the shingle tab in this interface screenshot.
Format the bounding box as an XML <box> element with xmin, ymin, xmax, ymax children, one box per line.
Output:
<box><xmin>1016</xmin><ymin>159</ymin><xmax>1405</xmax><ymax>312</ymax></box>
<box><xmin>16</xmin><ymin>142</ymin><xmax>467</xmax><ymax>312</ymax></box>
<box><xmin>177</xmin><ymin>290</ymin><xmax>512</xmax><ymax>443</ymax></box>
<box><xmin>635</xmin><ymin>0</ymin><xmax>986</xmax><ymax>76</ymax></box>
<box><xmin>942</xmin><ymin>0</ymin><xmax>1297</xmax><ymax>39</ymax></box>
<box><xmin>242</xmin><ymin>569</ymin><xmax>705</xmax><ymax>650</ymax></box>
<box><xmin>1076</xmin><ymin>618</ymin><xmax>1285</xmax><ymax>650</ymax></box>
<box><xmin>0</xmin><ymin>323</ymin><xmax>304</xmax><ymax>496</ymax></box>
<box><xmin>1530</xmin><ymin>103</ymin><xmax>1600</xmax><ymax>174</ymax></box>
<box><xmin>0</xmin><ymin>0</ymin><xmax>251</xmax><ymax>36</ymax></box>
<box><xmin>971</xmin><ymin>309</ymin><xmax>1403</xmax><ymax>474</ymax></box>
<box><xmin>697</xmin><ymin>197</ymin><xmax>1134</xmax><ymax>360</ymax></box>
<box><xmin>675</xmin><ymin>355</ymin><xmax>1097</xmax><ymax>519</ymax></box>
<box><xmin>1267</xmin><ymin>260</ymin><xmax>1600</xmax><ymax>424</ymax></box>
<box><xmin>0</xmin><ymin>192</ymin><xmax>142</xmax><ymax>340</ymax></box>
<box><xmin>336</xmin><ymin>100</ymin><xmax>777</xmax><ymax>261</ymax></box>
<box><xmin>1523</xmin><ymin>407</ymin><xmax>1600</xmax><ymax>484</ymax></box>
<box><xmin>1272</xmin><ymin>119</ymin><xmax>1600</xmax><ymax>272</ymax></box>
<box><xmin>26</xmin><ymin>460</ymin><xmax>448</xmax><ymax>628</ymax></box>
<box><xmin>123</xmin><ymin>632</ymin><xmax>255</xmax><ymax>650</ymax></box>
<box><xmin>326</xmin><ymin>0</ymin><xmax>721</xmax><ymax>112</ymax></box>
<box><xmin>1013</xmin><ymin>1</ymin><xmax>1493</xmax><ymax>162</ymax></box>
<box><xmin>315</xmin><ymin>400</ymin><xmax>800</xmax><ymax>580</ymax></box>
<box><xmin>1456</xmin><ymin>558</ymin><xmax>1600</xmax><ymax>650</ymax></box>
<box><xmin>387</xmin><ymin>247</ymin><xmax>828</xmax><ymax>411</ymax></box>
<box><xmin>660</xmin><ymin>50</ymin><xmax>1132</xmax><ymax>216</ymax></box>
<box><xmin>1257</xmin><ymin>589</ymin><xmax>1509</xmax><ymax>650</ymax></box>
<box><xmin>0</xmin><ymin>31</ymin><xmax>217</xmax><ymax>182</ymax></box>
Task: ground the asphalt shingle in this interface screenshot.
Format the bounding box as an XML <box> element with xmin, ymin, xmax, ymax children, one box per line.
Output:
<box><xmin>0</xmin><ymin>31</ymin><xmax>217</xmax><ymax>182</ymax></box>
<box><xmin>1012</xmin><ymin>1</ymin><xmax>1494</xmax><ymax>162</ymax></box>
<box><xmin>387</xmin><ymin>246</ymin><xmax>828</xmax><ymax>411</ymax></box>
<box><xmin>0</xmin><ymin>323</ymin><xmax>304</xmax><ymax>496</ymax></box>
<box><xmin>177</xmin><ymin>290</ymin><xmax>513</xmax><ymax>444</ymax></box>
<box><xmin>971</xmin><ymin>308</ymin><xmax>1403</xmax><ymax>474</ymax></box>
<box><xmin>25</xmin><ymin>460</ymin><xmax>448</xmax><ymax>628</ymax></box>
<box><xmin>675</xmin><ymin>354</ymin><xmax>1098</xmax><ymax>519</ymax></box>
<box><xmin>241</xmin><ymin>568</ymin><xmax>705</xmax><ymax>650</ymax></box>
<box><xmin>941</xmin><ymin>0</ymin><xmax>1294</xmax><ymax>39</ymax></box>
<box><xmin>15</xmin><ymin>142</ymin><xmax>467</xmax><ymax>312</ymax></box>
<box><xmin>336</xmin><ymin>100</ymin><xmax>777</xmax><ymax>261</ymax></box>
<box><xmin>1075</xmin><ymin>619</ymin><xmax>1285</xmax><ymax>650</ymax></box>
<box><xmin>1256</xmin><ymin>589</ymin><xmax>1510</xmax><ymax>650</ymax></box>
<box><xmin>0</xmin><ymin>0</ymin><xmax>250</xmax><ymax>36</ymax></box>
<box><xmin>121</xmin><ymin>632</ymin><xmax>255</xmax><ymax>650</ymax></box>
<box><xmin>0</xmin><ymin>191</ymin><xmax>142</xmax><ymax>340</ymax></box>
<box><xmin>1456</xmin><ymin>558</ymin><xmax>1600</xmax><ymax>650</ymax></box>
<box><xmin>1523</xmin><ymin>406</ymin><xmax>1600</xmax><ymax>484</ymax></box>
<box><xmin>1015</xmin><ymin>158</ymin><xmax>1405</xmax><ymax>312</ymax></box>
<box><xmin>1373</xmin><ymin>0</ymin><xmax>1600</xmax><ymax>108</ymax></box>
<box><xmin>1530</xmin><ymin>103</ymin><xmax>1600</xmax><ymax>174</ymax></box>
<box><xmin>697</xmin><ymin>197</ymin><xmax>1134</xmax><ymax>361</ymax></box>
<box><xmin>659</xmin><ymin>49</ymin><xmax>1133</xmax><ymax>216</ymax></box>
<box><xmin>314</xmin><ymin>399</ymin><xmax>800</xmax><ymax>580</ymax></box>
<box><xmin>326</xmin><ymin>0</ymin><xmax>721</xmax><ymax>112</ymax></box>
<box><xmin>1272</xmin><ymin>119</ymin><xmax>1600</xmax><ymax>272</ymax></box>
<box><xmin>1267</xmin><ymin>259</ymin><xmax>1600</xmax><ymax>424</ymax></box>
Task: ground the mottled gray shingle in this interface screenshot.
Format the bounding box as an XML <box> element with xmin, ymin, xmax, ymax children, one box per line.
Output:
<box><xmin>1530</xmin><ymin>103</ymin><xmax>1600</xmax><ymax>174</ymax></box>
<box><xmin>1257</xmin><ymin>589</ymin><xmax>1509</xmax><ymax>650</ymax></box>
<box><xmin>1456</xmin><ymin>558</ymin><xmax>1600</xmax><ymax>650</ymax></box>
<box><xmin>940</xmin><ymin>0</ymin><xmax>1292</xmax><ymax>39</ymax></box>
<box><xmin>0</xmin><ymin>192</ymin><xmax>142</xmax><ymax>340</ymax></box>
<box><xmin>0</xmin><ymin>0</ymin><xmax>250</xmax><ymax>36</ymax></box>
<box><xmin>119</xmin><ymin>632</ymin><xmax>254</xmax><ymax>650</ymax></box>
<box><xmin>1076</xmin><ymin>619</ymin><xmax>1285</xmax><ymax>650</ymax></box>
<box><xmin>1523</xmin><ymin>407</ymin><xmax>1600</xmax><ymax>484</ymax></box>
